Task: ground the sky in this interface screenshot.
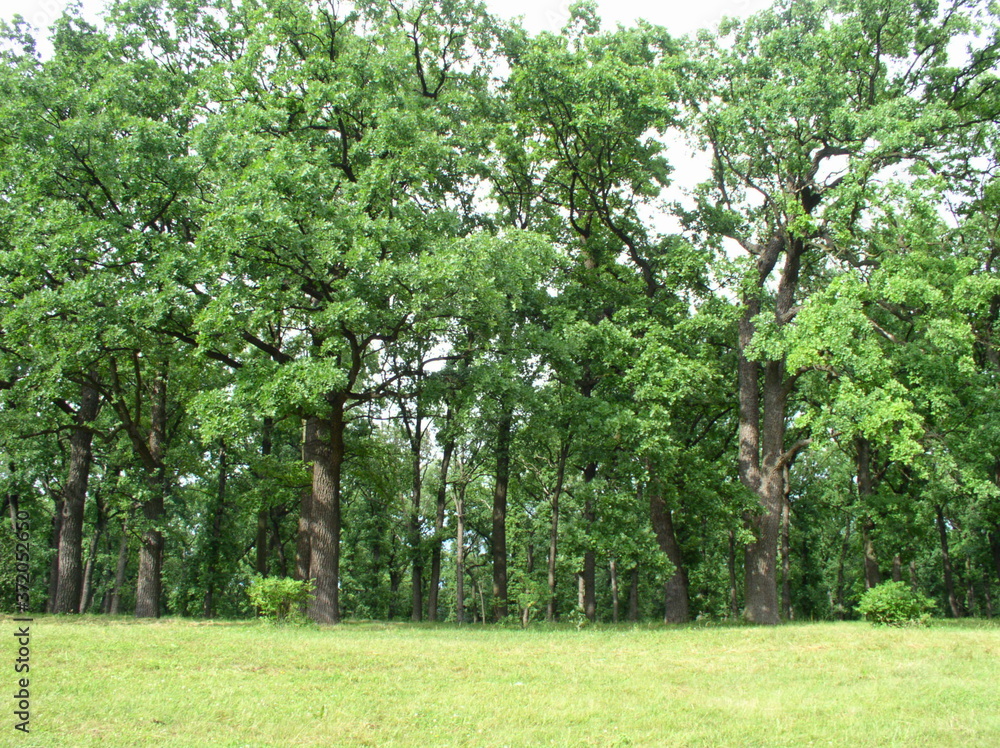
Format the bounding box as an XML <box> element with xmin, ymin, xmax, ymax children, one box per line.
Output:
<box><xmin>0</xmin><ymin>0</ymin><xmax>774</xmax><ymax>45</ymax></box>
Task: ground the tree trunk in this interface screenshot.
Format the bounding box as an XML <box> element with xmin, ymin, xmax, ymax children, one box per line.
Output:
<box><xmin>427</xmin><ymin>439</ymin><xmax>454</xmax><ymax>622</ymax></box>
<box><xmin>835</xmin><ymin>514</ymin><xmax>851</xmax><ymax>620</ymax></box>
<box><xmin>408</xmin><ymin>409</ymin><xmax>424</xmax><ymax>623</ymax></box>
<box><xmin>547</xmin><ymin>442</ymin><xmax>569</xmax><ymax>622</ymax></box>
<box><xmin>648</xmin><ymin>472</ymin><xmax>689</xmax><ymax>623</ymax></box>
<box><xmin>256</xmin><ymin>417</ymin><xmax>273</xmax><ymax>577</ymax></box>
<box><xmin>492</xmin><ymin>408</ymin><xmax>513</xmax><ymax>621</ymax></box>
<box><xmin>109</xmin><ymin>515</ymin><xmax>130</xmax><ymax>615</ymax></box>
<box><xmin>582</xmin><ymin>461</ymin><xmax>598</xmax><ymax>622</ymax></box>
<box><xmin>935</xmin><ymin>504</ymin><xmax>962</xmax><ymax>618</ymax></box>
<box><xmin>892</xmin><ymin>554</ymin><xmax>902</xmax><ymax>583</ymax></box>
<box><xmin>203</xmin><ymin>442</ymin><xmax>228</xmax><ymax>618</ymax></box>
<box><xmin>46</xmin><ymin>500</ymin><xmax>63</xmax><ymax>613</ymax></box>
<box><xmin>306</xmin><ymin>397</ymin><xmax>346</xmax><ymax>624</ymax></box>
<box><xmin>990</xmin><ymin>526</ymin><xmax>1000</xmax><ymax>585</ymax></box>
<box><xmin>135</xmin><ymin>373</ymin><xmax>167</xmax><ymax>619</ymax></box>
<box><xmin>628</xmin><ymin>566</ymin><xmax>639</xmax><ymax>622</ymax></box>
<box><xmin>79</xmin><ymin>489</ymin><xmax>107</xmax><ymax>614</ymax></box>
<box><xmin>455</xmin><ymin>482</ymin><xmax>466</xmax><ymax>624</ymax></box>
<box><xmin>780</xmin><ymin>481</ymin><xmax>792</xmax><ymax>620</ymax></box>
<box><xmin>856</xmin><ymin>437</ymin><xmax>881</xmax><ymax>590</ymax></box>
<box><xmin>610</xmin><ymin>558</ymin><xmax>620</xmax><ymax>623</ymax></box>
<box><xmin>54</xmin><ymin>382</ymin><xmax>101</xmax><ymax>614</ymax></box>
<box><xmin>296</xmin><ymin>419</ymin><xmax>315</xmax><ymax>583</ymax></box>
<box><xmin>728</xmin><ymin>529</ymin><xmax>739</xmax><ymax>619</ymax></box>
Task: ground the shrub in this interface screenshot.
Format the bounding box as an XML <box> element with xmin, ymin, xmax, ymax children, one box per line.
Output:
<box><xmin>247</xmin><ymin>576</ymin><xmax>314</xmax><ymax>623</ymax></box>
<box><xmin>857</xmin><ymin>581</ymin><xmax>935</xmax><ymax>626</ymax></box>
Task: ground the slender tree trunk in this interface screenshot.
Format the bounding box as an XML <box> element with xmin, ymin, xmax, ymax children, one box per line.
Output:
<box><xmin>935</xmin><ymin>504</ymin><xmax>962</xmax><ymax>618</ymax></box>
<box><xmin>306</xmin><ymin>396</ymin><xmax>346</xmax><ymax>624</ymax></box>
<box><xmin>610</xmin><ymin>558</ymin><xmax>620</xmax><ymax>623</ymax></box>
<box><xmin>547</xmin><ymin>442</ymin><xmax>569</xmax><ymax>623</ymax></box>
<box><xmin>856</xmin><ymin>437</ymin><xmax>881</xmax><ymax>590</ymax></box>
<box><xmin>79</xmin><ymin>489</ymin><xmax>107</xmax><ymax>614</ymax></box>
<box><xmin>582</xmin><ymin>461</ymin><xmax>598</xmax><ymax>622</ymax></box>
<box><xmin>835</xmin><ymin>514</ymin><xmax>852</xmax><ymax>620</ymax></box>
<box><xmin>577</xmin><ymin>572</ymin><xmax>585</xmax><ymax>612</ymax></box>
<box><xmin>492</xmin><ymin>409</ymin><xmax>513</xmax><ymax>621</ymax></box>
<box><xmin>46</xmin><ymin>500</ymin><xmax>63</xmax><ymax>613</ymax></box>
<box><xmin>989</xmin><ymin>526</ymin><xmax>1000</xmax><ymax>585</ymax></box>
<box><xmin>408</xmin><ymin>410</ymin><xmax>424</xmax><ymax>622</ymax></box>
<box><xmin>909</xmin><ymin>559</ymin><xmax>918</xmax><ymax>590</ymax></box>
<box><xmin>648</xmin><ymin>471</ymin><xmax>689</xmax><ymax>623</ymax></box>
<box><xmin>203</xmin><ymin>442</ymin><xmax>228</xmax><ymax>618</ymax></box>
<box><xmin>296</xmin><ymin>419</ymin><xmax>315</xmax><ymax>582</ymax></box>
<box><xmin>728</xmin><ymin>529</ymin><xmax>739</xmax><ymax>619</ymax></box>
<box><xmin>455</xmin><ymin>483</ymin><xmax>466</xmax><ymax>624</ymax></box>
<box><xmin>892</xmin><ymin>554</ymin><xmax>902</xmax><ymax>582</ymax></box>
<box><xmin>628</xmin><ymin>566</ymin><xmax>639</xmax><ymax>622</ymax></box>
<box><xmin>109</xmin><ymin>514</ymin><xmax>130</xmax><ymax>615</ymax></box>
<box><xmin>256</xmin><ymin>417</ymin><xmax>273</xmax><ymax>577</ymax></box>
<box><xmin>427</xmin><ymin>439</ymin><xmax>454</xmax><ymax>622</ymax></box>
<box><xmin>54</xmin><ymin>382</ymin><xmax>101</xmax><ymax>614</ymax></box>
<box><xmin>135</xmin><ymin>373</ymin><xmax>167</xmax><ymax>618</ymax></box>
<box><xmin>965</xmin><ymin>557</ymin><xmax>977</xmax><ymax>616</ymax></box>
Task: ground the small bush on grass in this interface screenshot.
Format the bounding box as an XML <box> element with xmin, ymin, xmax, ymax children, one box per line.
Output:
<box><xmin>248</xmin><ymin>576</ymin><xmax>315</xmax><ymax>623</ymax></box>
<box><xmin>857</xmin><ymin>581</ymin><xmax>935</xmax><ymax>626</ymax></box>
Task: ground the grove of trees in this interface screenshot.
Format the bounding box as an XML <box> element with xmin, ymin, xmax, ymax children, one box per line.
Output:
<box><xmin>2</xmin><ymin>0</ymin><xmax>999</xmax><ymax>626</ymax></box>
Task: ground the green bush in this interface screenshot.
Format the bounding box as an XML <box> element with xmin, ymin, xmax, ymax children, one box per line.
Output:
<box><xmin>247</xmin><ymin>576</ymin><xmax>315</xmax><ymax>623</ymax></box>
<box><xmin>856</xmin><ymin>581</ymin><xmax>935</xmax><ymax>626</ymax></box>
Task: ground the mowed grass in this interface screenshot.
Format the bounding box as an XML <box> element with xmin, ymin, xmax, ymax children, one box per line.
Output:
<box><xmin>7</xmin><ymin>615</ymin><xmax>1000</xmax><ymax>747</ymax></box>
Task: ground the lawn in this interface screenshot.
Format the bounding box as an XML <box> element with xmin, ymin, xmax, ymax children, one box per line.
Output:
<box><xmin>6</xmin><ymin>616</ymin><xmax>1000</xmax><ymax>747</ymax></box>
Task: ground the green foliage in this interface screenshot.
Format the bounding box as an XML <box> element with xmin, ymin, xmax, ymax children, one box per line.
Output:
<box><xmin>857</xmin><ymin>582</ymin><xmax>936</xmax><ymax>626</ymax></box>
<box><xmin>247</xmin><ymin>576</ymin><xmax>314</xmax><ymax>623</ymax></box>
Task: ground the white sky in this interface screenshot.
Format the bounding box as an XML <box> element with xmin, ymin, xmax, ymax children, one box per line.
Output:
<box><xmin>0</xmin><ymin>0</ymin><xmax>773</xmax><ymax>45</ymax></box>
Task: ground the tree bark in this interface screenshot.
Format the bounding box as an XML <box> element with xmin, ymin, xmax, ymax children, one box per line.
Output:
<box><xmin>306</xmin><ymin>397</ymin><xmax>345</xmax><ymax>624</ymax></box>
<box><xmin>53</xmin><ymin>382</ymin><xmax>101</xmax><ymax>614</ymax></box>
<box><xmin>628</xmin><ymin>566</ymin><xmax>639</xmax><ymax>622</ymax></box>
<box><xmin>296</xmin><ymin>419</ymin><xmax>316</xmax><ymax>583</ymax></box>
<box><xmin>648</xmin><ymin>472</ymin><xmax>689</xmax><ymax>623</ymax></box>
<box><xmin>256</xmin><ymin>417</ymin><xmax>273</xmax><ymax>577</ymax></box>
<box><xmin>856</xmin><ymin>437</ymin><xmax>882</xmax><ymax>590</ymax></box>
<box><xmin>203</xmin><ymin>442</ymin><xmax>228</xmax><ymax>618</ymax></box>
<box><xmin>990</xmin><ymin>526</ymin><xmax>1000</xmax><ymax>585</ymax></box>
<box><xmin>892</xmin><ymin>554</ymin><xmax>902</xmax><ymax>582</ymax></box>
<box><xmin>492</xmin><ymin>408</ymin><xmax>513</xmax><ymax>621</ymax></box>
<box><xmin>427</xmin><ymin>438</ymin><xmax>454</xmax><ymax>622</ymax></box>
<box><xmin>582</xmin><ymin>461</ymin><xmax>598</xmax><ymax>622</ymax></box>
<box><xmin>728</xmin><ymin>529</ymin><xmax>739</xmax><ymax>619</ymax></box>
<box><xmin>610</xmin><ymin>558</ymin><xmax>620</xmax><ymax>623</ymax></box>
<box><xmin>546</xmin><ymin>442</ymin><xmax>569</xmax><ymax>622</ymax></box>
<box><xmin>135</xmin><ymin>372</ymin><xmax>167</xmax><ymax>618</ymax></box>
<box><xmin>780</xmin><ymin>480</ymin><xmax>792</xmax><ymax>620</ymax></box>
<box><xmin>935</xmin><ymin>504</ymin><xmax>962</xmax><ymax>618</ymax></box>
<box><xmin>455</xmin><ymin>481</ymin><xmax>466</xmax><ymax>624</ymax></box>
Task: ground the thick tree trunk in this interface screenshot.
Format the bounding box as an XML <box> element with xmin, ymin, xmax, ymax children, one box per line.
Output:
<box><xmin>306</xmin><ymin>397</ymin><xmax>346</xmax><ymax>624</ymax></box>
<box><xmin>582</xmin><ymin>461</ymin><xmax>598</xmax><ymax>622</ymax></box>
<box><xmin>492</xmin><ymin>409</ymin><xmax>513</xmax><ymax>621</ymax></box>
<box><xmin>935</xmin><ymin>504</ymin><xmax>962</xmax><ymax>618</ymax></box>
<box><xmin>427</xmin><ymin>439</ymin><xmax>454</xmax><ymax>622</ymax></box>
<box><xmin>780</xmin><ymin>483</ymin><xmax>792</xmax><ymax>620</ymax></box>
<box><xmin>546</xmin><ymin>442</ymin><xmax>569</xmax><ymax>622</ymax></box>
<box><xmin>649</xmin><ymin>474</ymin><xmax>689</xmax><ymax>623</ymax></box>
<box><xmin>135</xmin><ymin>373</ymin><xmax>167</xmax><ymax>619</ymax></box>
<box><xmin>54</xmin><ymin>383</ymin><xmax>101</xmax><ymax>614</ymax></box>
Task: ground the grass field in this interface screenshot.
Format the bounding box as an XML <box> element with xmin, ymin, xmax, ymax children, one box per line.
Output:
<box><xmin>5</xmin><ymin>615</ymin><xmax>999</xmax><ymax>747</ymax></box>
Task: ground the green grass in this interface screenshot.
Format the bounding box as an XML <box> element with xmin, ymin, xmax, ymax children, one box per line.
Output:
<box><xmin>6</xmin><ymin>615</ymin><xmax>1000</xmax><ymax>747</ymax></box>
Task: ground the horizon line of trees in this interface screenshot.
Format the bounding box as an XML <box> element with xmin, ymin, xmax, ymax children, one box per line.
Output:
<box><xmin>2</xmin><ymin>0</ymin><xmax>1000</xmax><ymax>625</ymax></box>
